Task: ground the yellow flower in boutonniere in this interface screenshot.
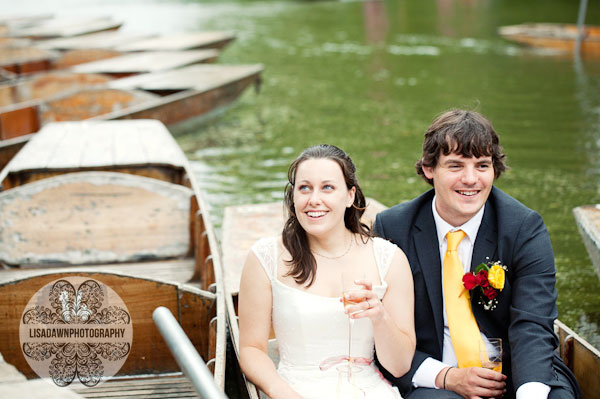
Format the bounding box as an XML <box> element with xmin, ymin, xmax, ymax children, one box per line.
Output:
<box><xmin>488</xmin><ymin>264</ymin><xmax>505</xmax><ymax>290</ymax></box>
<box><xmin>463</xmin><ymin>259</ymin><xmax>508</xmax><ymax>311</ymax></box>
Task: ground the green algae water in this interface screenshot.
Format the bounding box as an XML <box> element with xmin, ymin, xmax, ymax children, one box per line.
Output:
<box><xmin>7</xmin><ymin>0</ymin><xmax>600</xmax><ymax>345</ymax></box>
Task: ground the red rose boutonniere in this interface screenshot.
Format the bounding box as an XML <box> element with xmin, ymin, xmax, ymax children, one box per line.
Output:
<box><xmin>462</xmin><ymin>259</ymin><xmax>507</xmax><ymax>310</ymax></box>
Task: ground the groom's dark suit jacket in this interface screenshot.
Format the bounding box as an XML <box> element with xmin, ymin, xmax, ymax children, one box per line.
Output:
<box><xmin>374</xmin><ymin>186</ymin><xmax>579</xmax><ymax>398</ymax></box>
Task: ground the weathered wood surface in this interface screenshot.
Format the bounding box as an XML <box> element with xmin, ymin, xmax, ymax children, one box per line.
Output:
<box><xmin>71</xmin><ymin>374</ymin><xmax>199</xmax><ymax>398</ymax></box>
<box><xmin>109</xmin><ymin>64</ymin><xmax>263</xmax><ymax>92</ymax></box>
<box><xmin>0</xmin><ymin>272</ymin><xmax>215</xmax><ymax>379</ymax></box>
<box><xmin>0</xmin><ymin>104</ymin><xmax>40</xmax><ymax>139</ymax></box>
<box><xmin>0</xmin><ymin>68</ymin><xmax>16</xmax><ymax>82</ymax></box>
<box><xmin>116</xmin><ymin>31</ymin><xmax>235</xmax><ymax>52</ymax></box>
<box><xmin>71</xmin><ymin>50</ymin><xmax>219</xmax><ymax>76</ymax></box>
<box><xmin>53</xmin><ymin>49</ymin><xmax>122</xmax><ymax>70</ymax></box>
<box><xmin>3</xmin><ymin>119</ymin><xmax>186</xmax><ymax>172</ymax></box>
<box><xmin>555</xmin><ymin>320</ymin><xmax>600</xmax><ymax>399</ymax></box>
<box><xmin>0</xmin><ymin>120</ymin><xmax>227</xmax><ymax>391</ymax></box>
<box><xmin>0</xmin><ymin>89</ymin><xmax>159</xmax><ymax>140</ymax></box>
<box><xmin>0</xmin><ymin>14</ymin><xmax>52</xmax><ymax>31</ymax></box>
<box><xmin>0</xmin><ymin>46</ymin><xmax>59</xmax><ymax>75</ymax></box>
<box><xmin>0</xmin><ymin>65</ymin><xmax>262</xmax><ymax>139</ymax></box>
<box><xmin>499</xmin><ymin>24</ymin><xmax>600</xmax><ymax>57</ymax></box>
<box><xmin>0</xmin><ymin>258</ymin><xmax>196</xmax><ymax>285</ymax></box>
<box><xmin>0</xmin><ymin>171</ymin><xmax>193</xmax><ymax>265</ymax></box>
<box><xmin>0</xmin><ymin>119</ymin><xmax>188</xmax><ymax>188</ymax></box>
<box><xmin>573</xmin><ymin>205</ymin><xmax>600</xmax><ymax>279</ymax></box>
<box><xmin>0</xmin><ymin>72</ymin><xmax>113</xmax><ymax>107</ymax></box>
<box><xmin>0</xmin><ymin>134</ymin><xmax>30</xmax><ymax>171</ymax></box>
<box><xmin>0</xmin><ymin>37</ymin><xmax>30</xmax><ymax>48</ymax></box>
<box><xmin>36</xmin><ymin>30</ymin><xmax>152</xmax><ymax>51</ymax></box>
<box><xmin>221</xmin><ymin>198</ymin><xmax>386</xmax><ymax>295</ymax></box>
<box><xmin>6</xmin><ymin>16</ymin><xmax>122</xmax><ymax>40</ymax></box>
<box><xmin>1</xmin><ymin>342</ymin><xmax>84</xmax><ymax>397</ymax></box>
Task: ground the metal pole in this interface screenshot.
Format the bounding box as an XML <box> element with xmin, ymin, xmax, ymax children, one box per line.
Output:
<box><xmin>575</xmin><ymin>0</ymin><xmax>589</xmax><ymax>56</ymax></box>
<box><xmin>152</xmin><ymin>306</ymin><xmax>228</xmax><ymax>399</ymax></box>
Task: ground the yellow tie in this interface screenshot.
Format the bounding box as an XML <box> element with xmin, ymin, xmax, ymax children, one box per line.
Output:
<box><xmin>444</xmin><ymin>230</ymin><xmax>484</xmax><ymax>368</ymax></box>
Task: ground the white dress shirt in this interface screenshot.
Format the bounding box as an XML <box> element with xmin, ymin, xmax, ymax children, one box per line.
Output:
<box><xmin>411</xmin><ymin>196</ymin><xmax>550</xmax><ymax>399</ymax></box>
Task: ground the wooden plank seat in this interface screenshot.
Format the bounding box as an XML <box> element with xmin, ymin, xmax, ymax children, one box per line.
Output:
<box><xmin>0</xmin><ymin>171</ymin><xmax>193</xmax><ymax>266</ymax></box>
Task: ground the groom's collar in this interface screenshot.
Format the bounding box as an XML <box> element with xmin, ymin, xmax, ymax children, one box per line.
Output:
<box><xmin>430</xmin><ymin>195</ymin><xmax>485</xmax><ymax>246</ymax></box>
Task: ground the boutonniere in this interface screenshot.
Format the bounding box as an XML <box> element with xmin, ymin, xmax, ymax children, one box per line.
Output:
<box><xmin>462</xmin><ymin>259</ymin><xmax>507</xmax><ymax>311</ymax></box>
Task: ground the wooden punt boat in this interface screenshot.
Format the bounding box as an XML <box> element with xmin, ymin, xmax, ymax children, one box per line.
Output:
<box><xmin>69</xmin><ymin>49</ymin><xmax>220</xmax><ymax>78</ymax></box>
<box><xmin>52</xmin><ymin>48</ymin><xmax>124</xmax><ymax>70</ymax></box>
<box><xmin>115</xmin><ymin>31</ymin><xmax>236</xmax><ymax>52</ymax></box>
<box><xmin>573</xmin><ymin>205</ymin><xmax>600</xmax><ymax>279</ymax></box>
<box><xmin>0</xmin><ymin>119</ymin><xmax>227</xmax><ymax>397</ymax></box>
<box><xmin>35</xmin><ymin>31</ymin><xmax>153</xmax><ymax>51</ymax></box>
<box><xmin>5</xmin><ymin>16</ymin><xmax>122</xmax><ymax>40</ymax></box>
<box><xmin>0</xmin><ymin>63</ymin><xmax>263</xmax><ymax>141</ymax></box>
<box><xmin>0</xmin><ymin>49</ymin><xmax>218</xmax><ymax>107</ymax></box>
<box><xmin>0</xmin><ymin>71</ymin><xmax>114</xmax><ymax>107</ymax></box>
<box><xmin>498</xmin><ymin>23</ymin><xmax>600</xmax><ymax>57</ymax></box>
<box><xmin>0</xmin><ymin>46</ymin><xmax>60</xmax><ymax>75</ymax></box>
<box><xmin>38</xmin><ymin>30</ymin><xmax>235</xmax><ymax>52</ymax></box>
<box><xmin>0</xmin><ymin>46</ymin><xmax>122</xmax><ymax>77</ymax></box>
<box><xmin>222</xmin><ymin>201</ymin><xmax>600</xmax><ymax>399</ymax></box>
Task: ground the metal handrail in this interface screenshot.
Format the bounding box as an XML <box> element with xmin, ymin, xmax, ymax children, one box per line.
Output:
<box><xmin>152</xmin><ymin>306</ymin><xmax>228</xmax><ymax>399</ymax></box>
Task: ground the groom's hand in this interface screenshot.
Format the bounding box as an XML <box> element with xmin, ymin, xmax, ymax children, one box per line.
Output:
<box><xmin>441</xmin><ymin>366</ymin><xmax>506</xmax><ymax>399</ymax></box>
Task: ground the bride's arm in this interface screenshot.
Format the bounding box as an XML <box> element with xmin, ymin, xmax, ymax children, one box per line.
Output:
<box><xmin>375</xmin><ymin>248</ymin><xmax>416</xmax><ymax>377</ymax></box>
<box><xmin>352</xmin><ymin>248</ymin><xmax>416</xmax><ymax>378</ymax></box>
<box><xmin>238</xmin><ymin>251</ymin><xmax>303</xmax><ymax>399</ymax></box>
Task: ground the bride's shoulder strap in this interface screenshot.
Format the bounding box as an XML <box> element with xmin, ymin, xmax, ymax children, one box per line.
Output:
<box><xmin>250</xmin><ymin>236</ymin><xmax>278</xmax><ymax>281</ymax></box>
<box><xmin>372</xmin><ymin>236</ymin><xmax>399</xmax><ymax>280</ymax></box>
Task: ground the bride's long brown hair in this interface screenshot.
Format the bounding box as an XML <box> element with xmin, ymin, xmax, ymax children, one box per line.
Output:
<box><xmin>282</xmin><ymin>144</ymin><xmax>371</xmax><ymax>287</ymax></box>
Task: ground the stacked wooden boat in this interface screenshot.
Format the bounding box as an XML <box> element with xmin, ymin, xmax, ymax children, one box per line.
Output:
<box><xmin>0</xmin><ymin>119</ymin><xmax>226</xmax><ymax>397</ymax></box>
<box><xmin>0</xmin><ymin>15</ymin><xmax>263</xmax><ymax>171</ymax></box>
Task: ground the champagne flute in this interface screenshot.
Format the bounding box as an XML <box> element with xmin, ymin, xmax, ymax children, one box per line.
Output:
<box><xmin>480</xmin><ymin>338</ymin><xmax>502</xmax><ymax>373</ymax></box>
<box><xmin>340</xmin><ymin>271</ymin><xmax>366</xmax><ymax>375</ymax></box>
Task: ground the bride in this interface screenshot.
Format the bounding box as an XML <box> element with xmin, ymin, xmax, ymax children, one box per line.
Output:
<box><xmin>238</xmin><ymin>144</ymin><xmax>415</xmax><ymax>399</ymax></box>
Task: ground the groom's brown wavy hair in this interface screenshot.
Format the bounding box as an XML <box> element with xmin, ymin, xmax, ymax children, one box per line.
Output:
<box><xmin>416</xmin><ymin>109</ymin><xmax>508</xmax><ymax>185</ymax></box>
<box><xmin>282</xmin><ymin>144</ymin><xmax>371</xmax><ymax>287</ymax></box>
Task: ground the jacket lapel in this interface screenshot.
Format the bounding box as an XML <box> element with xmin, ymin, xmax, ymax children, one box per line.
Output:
<box><xmin>471</xmin><ymin>203</ymin><xmax>498</xmax><ymax>272</ymax></box>
<box><xmin>413</xmin><ymin>203</ymin><xmax>445</xmax><ymax>350</ymax></box>
<box><xmin>470</xmin><ymin>201</ymin><xmax>498</xmax><ymax>334</ymax></box>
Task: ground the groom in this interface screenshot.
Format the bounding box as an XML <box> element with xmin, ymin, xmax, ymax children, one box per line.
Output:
<box><xmin>374</xmin><ymin>110</ymin><xmax>580</xmax><ymax>399</ymax></box>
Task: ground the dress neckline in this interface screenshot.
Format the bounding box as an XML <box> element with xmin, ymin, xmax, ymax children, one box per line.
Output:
<box><xmin>272</xmin><ymin>237</ymin><xmax>388</xmax><ymax>300</ymax></box>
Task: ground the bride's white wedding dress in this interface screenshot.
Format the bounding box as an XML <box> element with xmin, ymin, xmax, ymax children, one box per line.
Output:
<box><xmin>251</xmin><ymin>236</ymin><xmax>403</xmax><ymax>399</ymax></box>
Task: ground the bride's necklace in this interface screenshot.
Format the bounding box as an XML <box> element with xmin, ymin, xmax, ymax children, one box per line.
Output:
<box><xmin>311</xmin><ymin>236</ymin><xmax>353</xmax><ymax>260</ymax></box>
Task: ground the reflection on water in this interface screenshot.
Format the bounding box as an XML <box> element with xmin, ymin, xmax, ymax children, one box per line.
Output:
<box><xmin>4</xmin><ymin>0</ymin><xmax>600</xmax><ymax>345</ymax></box>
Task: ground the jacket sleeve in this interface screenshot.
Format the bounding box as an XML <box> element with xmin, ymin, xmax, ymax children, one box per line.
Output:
<box><xmin>506</xmin><ymin>210</ymin><xmax>559</xmax><ymax>390</ymax></box>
